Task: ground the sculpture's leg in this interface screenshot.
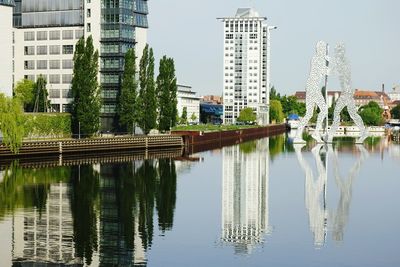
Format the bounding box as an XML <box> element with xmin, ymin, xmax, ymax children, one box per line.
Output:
<box><xmin>313</xmin><ymin>94</ymin><xmax>328</xmax><ymax>143</ymax></box>
<box><xmin>294</xmin><ymin>97</ymin><xmax>315</xmax><ymax>144</ymax></box>
<box><xmin>327</xmin><ymin>98</ymin><xmax>345</xmax><ymax>143</ymax></box>
<box><xmin>348</xmin><ymin>100</ymin><xmax>369</xmax><ymax>143</ymax></box>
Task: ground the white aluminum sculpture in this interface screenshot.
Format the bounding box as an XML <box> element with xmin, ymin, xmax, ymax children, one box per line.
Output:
<box><xmin>294</xmin><ymin>41</ymin><xmax>369</xmax><ymax>144</ymax></box>
<box><xmin>326</xmin><ymin>43</ymin><xmax>368</xmax><ymax>144</ymax></box>
<box><xmin>293</xmin><ymin>41</ymin><xmax>329</xmax><ymax>144</ymax></box>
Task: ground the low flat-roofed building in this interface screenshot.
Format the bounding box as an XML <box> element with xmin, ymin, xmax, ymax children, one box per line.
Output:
<box><xmin>177</xmin><ymin>84</ymin><xmax>201</xmax><ymax>123</ymax></box>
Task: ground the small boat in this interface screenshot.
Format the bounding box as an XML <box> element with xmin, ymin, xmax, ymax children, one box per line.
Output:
<box><xmin>287</xmin><ymin>114</ymin><xmax>300</xmax><ymax>129</ymax></box>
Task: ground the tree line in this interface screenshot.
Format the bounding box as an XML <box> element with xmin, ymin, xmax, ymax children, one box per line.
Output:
<box><xmin>71</xmin><ymin>37</ymin><xmax>178</xmax><ymax>136</ymax></box>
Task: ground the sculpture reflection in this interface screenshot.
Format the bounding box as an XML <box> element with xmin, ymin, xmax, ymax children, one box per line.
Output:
<box><xmin>294</xmin><ymin>143</ymin><xmax>368</xmax><ymax>247</ymax></box>
<box><xmin>221</xmin><ymin>139</ymin><xmax>271</xmax><ymax>254</ymax></box>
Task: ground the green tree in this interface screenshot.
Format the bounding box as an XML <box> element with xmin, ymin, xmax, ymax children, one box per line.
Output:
<box><xmin>359</xmin><ymin>101</ymin><xmax>384</xmax><ymax>126</ymax></box>
<box><xmin>117</xmin><ymin>48</ymin><xmax>138</xmax><ymax>133</ymax></box>
<box><xmin>270</xmin><ymin>99</ymin><xmax>284</xmax><ymax>123</ymax></box>
<box><xmin>33</xmin><ymin>75</ymin><xmax>50</xmax><ymax>113</ymax></box>
<box><xmin>180</xmin><ymin>107</ymin><xmax>188</xmax><ymax>124</ymax></box>
<box><xmin>14</xmin><ymin>79</ymin><xmax>35</xmax><ymax>112</ymax></box>
<box><xmin>71</xmin><ymin>36</ymin><xmax>101</xmax><ymax>137</ymax></box>
<box><xmin>237</xmin><ymin>107</ymin><xmax>256</xmax><ymax>123</ymax></box>
<box><xmin>270</xmin><ymin>86</ymin><xmax>281</xmax><ymax>101</ymax></box>
<box><xmin>391</xmin><ymin>104</ymin><xmax>400</xmax><ymax>119</ymax></box>
<box><xmin>137</xmin><ymin>45</ymin><xmax>157</xmax><ymax>134</ymax></box>
<box><xmin>157</xmin><ymin>56</ymin><xmax>178</xmax><ymax>131</ymax></box>
<box><xmin>190</xmin><ymin>113</ymin><xmax>197</xmax><ymax>122</ymax></box>
<box><xmin>0</xmin><ymin>94</ymin><xmax>25</xmax><ymax>153</ymax></box>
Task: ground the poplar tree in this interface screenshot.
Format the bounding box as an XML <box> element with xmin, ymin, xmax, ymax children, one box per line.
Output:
<box><xmin>156</xmin><ymin>56</ymin><xmax>178</xmax><ymax>131</ymax></box>
<box><xmin>0</xmin><ymin>94</ymin><xmax>24</xmax><ymax>153</ymax></box>
<box><xmin>117</xmin><ymin>48</ymin><xmax>138</xmax><ymax>133</ymax></box>
<box><xmin>71</xmin><ymin>36</ymin><xmax>101</xmax><ymax>137</ymax></box>
<box><xmin>137</xmin><ymin>45</ymin><xmax>157</xmax><ymax>134</ymax></box>
<box><xmin>33</xmin><ymin>75</ymin><xmax>49</xmax><ymax>113</ymax></box>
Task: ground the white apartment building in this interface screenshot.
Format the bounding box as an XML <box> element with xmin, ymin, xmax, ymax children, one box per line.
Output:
<box><xmin>0</xmin><ymin>0</ymin><xmax>14</xmax><ymax>97</ymax></box>
<box><xmin>389</xmin><ymin>85</ymin><xmax>400</xmax><ymax>101</ymax></box>
<box><xmin>219</xmin><ymin>8</ymin><xmax>273</xmax><ymax>125</ymax></box>
<box><xmin>10</xmin><ymin>0</ymin><xmax>148</xmax><ymax>129</ymax></box>
<box><xmin>177</xmin><ymin>84</ymin><xmax>201</xmax><ymax>123</ymax></box>
<box><xmin>221</xmin><ymin>138</ymin><xmax>271</xmax><ymax>254</ymax></box>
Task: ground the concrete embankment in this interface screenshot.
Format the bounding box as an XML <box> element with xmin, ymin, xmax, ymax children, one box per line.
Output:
<box><xmin>173</xmin><ymin>124</ymin><xmax>287</xmax><ymax>154</ymax></box>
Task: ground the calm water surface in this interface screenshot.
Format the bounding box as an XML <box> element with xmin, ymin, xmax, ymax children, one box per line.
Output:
<box><xmin>0</xmin><ymin>134</ymin><xmax>399</xmax><ymax>267</ymax></box>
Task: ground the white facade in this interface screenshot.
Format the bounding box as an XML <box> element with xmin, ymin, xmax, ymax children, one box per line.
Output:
<box><xmin>177</xmin><ymin>84</ymin><xmax>201</xmax><ymax>123</ymax></box>
<box><xmin>221</xmin><ymin>138</ymin><xmax>270</xmax><ymax>254</ymax></box>
<box><xmin>0</xmin><ymin>3</ymin><xmax>13</xmax><ymax>96</ymax></box>
<box><xmin>389</xmin><ymin>85</ymin><xmax>400</xmax><ymax>101</ymax></box>
<box><xmin>219</xmin><ymin>8</ymin><xmax>270</xmax><ymax>125</ymax></box>
<box><xmin>13</xmin><ymin>26</ymin><xmax>83</xmax><ymax>112</ymax></box>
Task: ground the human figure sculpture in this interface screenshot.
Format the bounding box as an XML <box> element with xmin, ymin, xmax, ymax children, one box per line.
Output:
<box><xmin>326</xmin><ymin>43</ymin><xmax>368</xmax><ymax>144</ymax></box>
<box><xmin>293</xmin><ymin>41</ymin><xmax>329</xmax><ymax>144</ymax></box>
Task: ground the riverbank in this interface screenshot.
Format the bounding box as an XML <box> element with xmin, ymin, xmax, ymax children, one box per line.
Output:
<box><xmin>0</xmin><ymin>124</ymin><xmax>287</xmax><ymax>158</ymax></box>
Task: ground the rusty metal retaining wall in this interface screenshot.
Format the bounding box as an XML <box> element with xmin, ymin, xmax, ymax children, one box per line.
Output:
<box><xmin>174</xmin><ymin>124</ymin><xmax>287</xmax><ymax>154</ymax></box>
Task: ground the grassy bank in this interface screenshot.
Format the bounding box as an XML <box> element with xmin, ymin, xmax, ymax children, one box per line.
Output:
<box><xmin>172</xmin><ymin>124</ymin><xmax>260</xmax><ymax>132</ymax></box>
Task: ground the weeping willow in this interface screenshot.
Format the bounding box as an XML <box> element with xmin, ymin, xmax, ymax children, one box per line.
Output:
<box><xmin>0</xmin><ymin>94</ymin><xmax>25</xmax><ymax>153</ymax></box>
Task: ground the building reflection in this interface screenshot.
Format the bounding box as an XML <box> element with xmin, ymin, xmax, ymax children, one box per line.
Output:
<box><xmin>221</xmin><ymin>139</ymin><xmax>271</xmax><ymax>254</ymax></box>
<box><xmin>294</xmin><ymin>144</ymin><xmax>368</xmax><ymax>247</ymax></box>
<box><xmin>2</xmin><ymin>158</ymin><xmax>178</xmax><ymax>266</ymax></box>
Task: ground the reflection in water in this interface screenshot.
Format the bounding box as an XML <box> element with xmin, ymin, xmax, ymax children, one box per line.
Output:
<box><xmin>0</xmin><ymin>158</ymin><xmax>177</xmax><ymax>266</ymax></box>
<box><xmin>294</xmin><ymin>144</ymin><xmax>328</xmax><ymax>247</ymax></box>
<box><xmin>222</xmin><ymin>139</ymin><xmax>271</xmax><ymax>254</ymax></box>
<box><xmin>294</xmin><ymin>144</ymin><xmax>368</xmax><ymax>247</ymax></box>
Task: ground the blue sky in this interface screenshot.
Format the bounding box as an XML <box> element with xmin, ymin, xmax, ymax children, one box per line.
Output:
<box><xmin>148</xmin><ymin>0</ymin><xmax>400</xmax><ymax>96</ymax></box>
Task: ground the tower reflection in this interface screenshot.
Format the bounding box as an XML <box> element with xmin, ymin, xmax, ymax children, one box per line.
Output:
<box><xmin>294</xmin><ymin>144</ymin><xmax>368</xmax><ymax>247</ymax></box>
<box><xmin>221</xmin><ymin>139</ymin><xmax>271</xmax><ymax>254</ymax></box>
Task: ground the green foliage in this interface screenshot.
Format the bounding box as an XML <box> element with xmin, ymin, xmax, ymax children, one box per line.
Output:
<box><xmin>359</xmin><ymin>101</ymin><xmax>384</xmax><ymax>126</ymax></box>
<box><xmin>239</xmin><ymin>141</ymin><xmax>257</xmax><ymax>154</ymax></box>
<box><xmin>23</xmin><ymin>113</ymin><xmax>71</xmax><ymax>138</ymax></box>
<box><xmin>190</xmin><ymin>113</ymin><xmax>197</xmax><ymax>122</ymax></box>
<box><xmin>180</xmin><ymin>107</ymin><xmax>188</xmax><ymax>124</ymax></box>
<box><xmin>71</xmin><ymin>36</ymin><xmax>101</xmax><ymax>137</ymax></box>
<box><xmin>0</xmin><ymin>94</ymin><xmax>25</xmax><ymax>153</ymax></box>
<box><xmin>237</xmin><ymin>107</ymin><xmax>256</xmax><ymax>122</ymax></box>
<box><xmin>137</xmin><ymin>45</ymin><xmax>157</xmax><ymax>134</ymax></box>
<box><xmin>391</xmin><ymin>104</ymin><xmax>400</xmax><ymax>119</ymax></box>
<box><xmin>270</xmin><ymin>100</ymin><xmax>284</xmax><ymax>123</ymax></box>
<box><xmin>270</xmin><ymin>86</ymin><xmax>281</xmax><ymax>101</ymax></box>
<box><xmin>117</xmin><ymin>48</ymin><xmax>138</xmax><ymax>133</ymax></box>
<box><xmin>280</xmin><ymin>95</ymin><xmax>306</xmax><ymax>117</ymax></box>
<box><xmin>33</xmin><ymin>75</ymin><xmax>50</xmax><ymax>113</ymax></box>
<box><xmin>157</xmin><ymin>56</ymin><xmax>178</xmax><ymax>131</ymax></box>
<box><xmin>14</xmin><ymin>79</ymin><xmax>35</xmax><ymax>112</ymax></box>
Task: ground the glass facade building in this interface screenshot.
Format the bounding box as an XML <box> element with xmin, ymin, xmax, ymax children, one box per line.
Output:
<box><xmin>100</xmin><ymin>0</ymin><xmax>148</xmax><ymax>129</ymax></box>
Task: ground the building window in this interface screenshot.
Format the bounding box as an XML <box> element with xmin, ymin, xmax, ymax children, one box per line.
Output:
<box><xmin>24</xmin><ymin>60</ymin><xmax>35</xmax><ymax>70</ymax></box>
<box><xmin>36</xmin><ymin>60</ymin><xmax>47</xmax><ymax>70</ymax></box>
<box><xmin>36</xmin><ymin>45</ymin><xmax>48</xmax><ymax>55</ymax></box>
<box><xmin>49</xmin><ymin>89</ymin><xmax>60</xmax><ymax>99</ymax></box>
<box><xmin>62</xmin><ymin>74</ymin><xmax>72</xmax><ymax>84</ymax></box>
<box><xmin>62</xmin><ymin>30</ymin><xmax>74</xmax><ymax>40</ymax></box>
<box><xmin>62</xmin><ymin>89</ymin><xmax>72</xmax><ymax>98</ymax></box>
<box><xmin>24</xmin><ymin>46</ymin><xmax>35</xmax><ymax>55</ymax></box>
<box><xmin>24</xmin><ymin>31</ymin><xmax>35</xmax><ymax>41</ymax></box>
<box><xmin>75</xmin><ymin>30</ymin><xmax>84</xmax><ymax>39</ymax></box>
<box><xmin>37</xmin><ymin>31</ymin><xmax>47</xmax><ymax>41</ymax></box>
<box><xmin>62</xmin><ymin>45</ymin><xmax>74</xmax><ymax>54</ymax></box>
<box><xmin>49</xmin><ymin>30</ymin><xmax>60</xmax><ymax>40</ymax></box>
<box><xmin>62</xmin><ymin>59</ymin><xmax>73</xmax><ymax>69</ymax></box>
<box><xmin>87</xmin><ymin>9</ymin><xmax>91</xmax><ymax>18</ymax></box>
<box><xmin>87</xmin><ymin>23</ymin><xmax>91</xmax><ymax>32</ymax></box>
<box><xmin>49</xmin><ymin>60</ymin><xmax>60</xmax><ymax>69</ymax></box>
<box><xmin>49</xmin><ymin>74</ymin><xmax>60</xmax><ymax>84</ymax></box>
<box><xmin>49</xmin><ymin>45</ymin><xmax>61</xmax><ymax>55</ymax></box>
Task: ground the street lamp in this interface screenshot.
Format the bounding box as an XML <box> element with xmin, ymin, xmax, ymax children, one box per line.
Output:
<box><xmin>266</xmin><ymin>25</ymin><xmax>277</xmax><ymax>125</ymax></box>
